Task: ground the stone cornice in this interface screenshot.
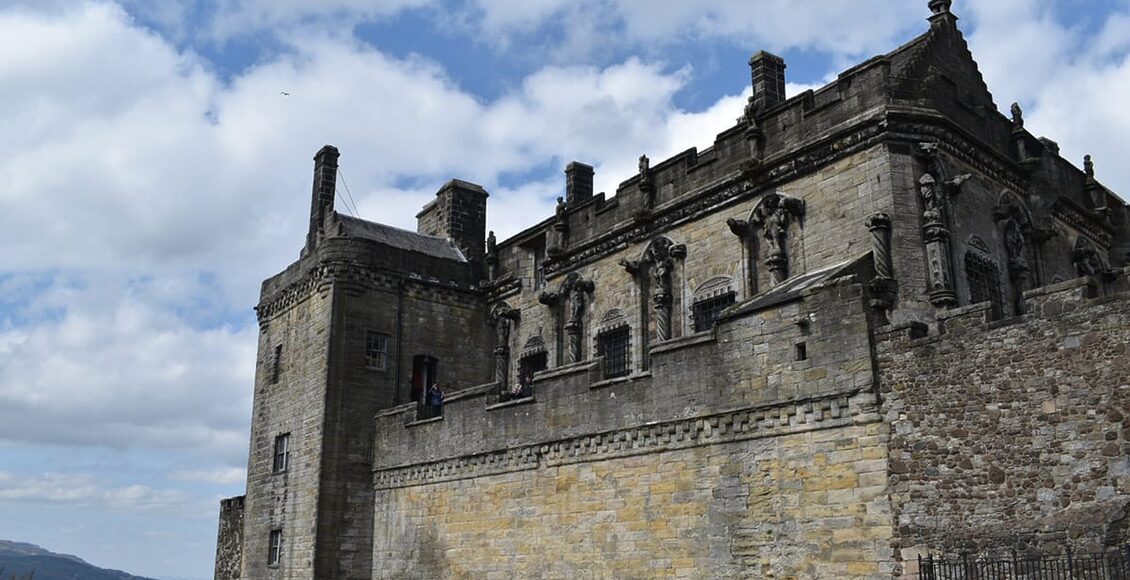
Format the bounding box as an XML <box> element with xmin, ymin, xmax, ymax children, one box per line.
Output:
<box><xmin>1051</xmin><ymin>198</ymin><xmax>1114</xmax><ymax>247</ymax></box>
<box><xmin>885</xmin><ymin>108</ymin><xmax>1027</xmax><ymax>193</ymax></box>
<box><xmin>372</xmin><ymin>390</ymin><xmax>872</xmax><ymax>490</ymax></box>
<box><xmin>544</xmin><ymin>117</ymin><xmax>889</xmax><ymax>277</ymax></box>
<box><xmin>542</xmin><ymin>110</ymin><xmax>1039</xmax><ymax>280</ymax></box>
<box><xmin>256</xmin><ymin>260</ymin><xmax>482</xmax><ymax>324</ymax></box>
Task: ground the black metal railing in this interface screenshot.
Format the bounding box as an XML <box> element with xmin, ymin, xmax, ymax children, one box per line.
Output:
<box><xmin>919</xmin><ymin>547</ymin><xmax>1130</xmax><ymax>579</ymax></box>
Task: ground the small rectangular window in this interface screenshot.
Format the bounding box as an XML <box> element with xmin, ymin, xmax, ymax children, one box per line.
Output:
<box><xmin>270</xmin><ymin>344</ymin><xmax>283</xmax><ymax>384</ymax></box>
<box><xmin>273</xmin><ymin>433</ymin><xmax>290</xmax><ymax>473</ymax></box>
<box><xmin>268</xmin><ymin>529</ymin><xmax>283</xmax><ymax>565</ymax></box>
<box><xmin>597</xmin><ymin>326</ymin><xmax>631</xmax><ymax>379</ymax></box>
<box><xmin>692</xmin><ymin>292</ymin><xmax>737</xmax><ymax>333</ymax></box>
<box><xmin>795</xmin><ymin>342</ymin><xmax>807</xmax><ymax>361</ymax></box>
<box><xmin>365</xmin><ymin>331</ymin><xmax>389</xmax><ymax>370</ymax></box>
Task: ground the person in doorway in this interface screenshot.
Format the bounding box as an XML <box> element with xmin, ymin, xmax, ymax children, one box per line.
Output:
<box><xmin>426</xmin><ymin>382</ymin><xmax>445</xmax><ymax>418</ymax></box>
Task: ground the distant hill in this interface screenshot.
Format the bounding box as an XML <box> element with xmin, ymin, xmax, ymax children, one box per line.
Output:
<box><xmin>0</xmin><ymin>540</ymin><xmax>158</xmax><ymax>580</ymax></box>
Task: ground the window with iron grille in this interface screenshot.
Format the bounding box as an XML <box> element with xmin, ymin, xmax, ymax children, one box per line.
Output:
<box><xmin>597</xmin><ymin>326</ymin><xmax>631</xmax><ymax>379</ymax></box>
<box><xmin>965</xmin><ymin>252</ymin><xmax>1002</xmax><ymax>306</ymax></box>
<box><xmin>692</xmin><ymin>291</ymin><xmax>737</xmax><ymax>332</ymax></box>
<box><xmin>273</xmin><ymin>433</ymin><xmax>290</xmax><ymax>473</ymax></box>
<box><xmin>268</xmin><ymin>529</ymin><xmax>283</xmax><ymax>565</ymax></box>
<box><xmin>365</xmin><ymin>331</ymin><xmax>388</xmax><ymax>370</ymax></box>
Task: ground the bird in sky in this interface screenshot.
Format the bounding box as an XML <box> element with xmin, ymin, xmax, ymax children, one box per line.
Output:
<box><xmin>279</xmin><ymin>91</ymin><xmax>290</xmax><ymax>96</ymax></box>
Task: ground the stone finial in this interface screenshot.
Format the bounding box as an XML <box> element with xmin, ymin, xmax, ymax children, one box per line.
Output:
<box><xmin>928</xmin><ymin>0</ymin><xmax>952</xmax><ymax>15</ymax></box>
<box><xmin>1010</xmin><ymin>102</ymin><xmax>1024</xmax><ymax>129</ymax></box>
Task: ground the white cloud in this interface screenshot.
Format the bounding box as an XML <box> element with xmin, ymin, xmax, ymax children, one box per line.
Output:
<box><xmin>168</xmin><ymin>466</ymin><xmax>247</xmax><ymax>485</ymax></box>
<box><xmin>0</xmin><ymin>471</ymin><xmax>196</xmax><ymax>514</ymax></box>
<box><xmin>965</xmin><ymin>1</ymin><xmax>1130</xmax><ymax>202</ymax></box>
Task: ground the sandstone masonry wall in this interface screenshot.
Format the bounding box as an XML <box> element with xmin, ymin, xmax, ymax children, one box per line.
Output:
<box><xmin>877</xmin><ymin>271</ymin><xmax>1130</xmax><ymax>570</ymax></box>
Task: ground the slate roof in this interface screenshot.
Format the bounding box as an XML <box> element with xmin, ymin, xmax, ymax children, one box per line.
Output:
<box><xmin>335</xmin><ymin>214</ymin><xmax>467</xmax><ymax>262</ymax></box>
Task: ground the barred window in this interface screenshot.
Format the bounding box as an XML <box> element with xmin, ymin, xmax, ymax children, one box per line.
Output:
<box><xmin>518</xmin><ymin>351</ymin><xmax>547</xmax><ymax>379</ymax></box>
<box><xmin>365</xmin><ymin>331</ymin><xmax>388</xmax><ymax>370</ymax></box>
<box><xmin>965</xmin><ymin>253</ymin><xmax>1002</xmax><ymax>306</ymax></box>
<box><xmin>273</xmin><ymin>433</ymin><xmax>290</xmax><ymax>473</ymax></box>
<box><xmin>268</xmin><ymin>529</ymin><xmax>283</xmax><ymax>565</ymax></box>
<box><xmin>692</xmin><ymin>291</ymin><xmax>737</xmax><ymax>332</ymax></box>
<box><xmin>597</xmin><ymin>326</ymin><xmax>631</xmax><ymax>379</ymax></box>
<box><xmin>270</xmin><ymin>344</ymin><xmax>283</xmax><ymax>384</ymax></box>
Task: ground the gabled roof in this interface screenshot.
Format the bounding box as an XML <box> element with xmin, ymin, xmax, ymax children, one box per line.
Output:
<box><xmin>335</xmin><ymin>214</ymin><xmax>467</xmax><ymax>262</ymax></box>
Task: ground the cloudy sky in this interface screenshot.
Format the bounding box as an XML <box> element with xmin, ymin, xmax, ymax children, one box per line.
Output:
<box><xmin>0</xmin><ymin>0</ymin><xmax>1127</xmax><ymax>578</ymax></box>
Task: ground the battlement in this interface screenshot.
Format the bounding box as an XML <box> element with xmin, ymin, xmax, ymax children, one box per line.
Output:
<box><xmin>372</xmin><ymin>271</ymin><xmax>878</xmax><ymax>480</ymax></box>
<box><xmin>876</xmin><ymin>266</ymin><xmax>1130</xmax><ymax>347</ymax></box>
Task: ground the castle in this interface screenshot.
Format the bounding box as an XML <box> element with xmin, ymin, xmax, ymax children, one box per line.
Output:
<box><xmin>214</xmin><ymin>2</ymin><xmax>1130</xmax><ymax>578</ymax></box>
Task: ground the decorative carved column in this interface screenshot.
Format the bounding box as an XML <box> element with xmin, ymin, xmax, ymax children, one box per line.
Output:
<box><xmin>489</xmin><ymin>303</ymin><xmax>520</xmax><ymax>394</ymax></box>
<box><xmin>919</xmin><ymin>174</ymin><xmax>957</xmax><ymax>307</ymax></box>
<box><xmin>751</xmin><ymin>193</ymin><xmax>805</xmax><ymax>286</ymax></box>
<box><xmin>993</xmin><ymin>201</ymin><xmax>1032</xmax><ymax>314</ymax></box>
<box><xmin>916</xmin><ymin>143</ymin><xmax>970</xmax><ymax>309</ymax></box>
<box><xmin>866</xmin><ymin>213</ymin><xmax>898</xmax><ymax>319</ymax></box>
<box><xmin>541</xmin><ymin>272</ymin><xmax>594</xmax><ymax>365</ymax></box>
<box><xmin>622</xmin><ymin>237</ymin><xmax>686</xmax><ymax>343</ymax></box>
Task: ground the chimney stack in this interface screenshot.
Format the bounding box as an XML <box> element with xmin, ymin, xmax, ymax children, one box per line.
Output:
<box><xmin>749</xmin><ymin>51</ymin><xmax>787</xmax><ymax>113</ymax></box>
<box><xmin>306</xmin><ymin>145</ymin><xmax>339</xmax><ymax>251</ymax></box>
<box><xmin>565</xmin><ymin>162</ymin><xmax>594</xmax><ymax>205</ymax></box>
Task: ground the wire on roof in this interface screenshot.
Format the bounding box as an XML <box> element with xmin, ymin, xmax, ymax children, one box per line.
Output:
<box><xmin>336</xmin><ymin>168</ymin><xmax>360</xmax><ymax>217</ymax></box>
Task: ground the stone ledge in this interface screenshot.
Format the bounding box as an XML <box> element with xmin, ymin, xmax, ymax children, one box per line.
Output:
<box><xmin>589</xmin><ymin>371</ymin><xmax>651</xmax><ymax>391</ymax></box>
<box><xmin>405</xmin><ymin>416</ymin><xmax>443</xmax><ymax>428</ymax></box>
<box><xmin>374</xmin><ymin>389</ymin><xmax>870</xmax><ymax>490</ymax></box>
<box><xmin>486</xmin><ymin>396</ymin><xmax>535</xmax><ymax>411</ymax></box>
<box><xmin>649</xmin><ymin>332</ymin><xmax>716</xmax><ymax>356</ymax></box>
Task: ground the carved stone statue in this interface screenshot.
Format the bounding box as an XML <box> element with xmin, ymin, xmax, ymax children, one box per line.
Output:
<box><xmin>920</xmin><ymin>174</ymin><xmax>944</xmax><ymax>223</ymax></box>
<box><xmin>555</xmin><ymin>196</ymin><xmax>566</xmax><ymax>219</ymax></box>
<box><xmin>1084</xmin><ymin>154</ymin><xmax>1095</xmax><ymax>180</ymax></box>
<box><xmin>624</xmin><ymin>237</ymin><xmax>686</xmax><ymax>343</ymax></box>
<box><xmin>750</xmin><ymin>193</ymin><xmax>804</xmax><ymax>285</ymax></box>
<box><xmin>742</xmin><ymin>95</ymin><xmax>760</xmax><ymax>130</ymax></box>
<box><xmin>489</xmin><ymin>304</ymin><xmax>521</xmax><ymax>393</ymax></box>
<box><xmin>1074</xmin><ymin>240</ymin><xmax>1105</xmax><ymax>277</ymax></box>
<box><xmin>1010</xmin><ymin>102</ymin><xmax>1024</xmax><ymax>129</ymax></box>
<box><xmin>484</xmin><ymin>230</ymin><xmax>499</xmax><ymax>280</ymax></box>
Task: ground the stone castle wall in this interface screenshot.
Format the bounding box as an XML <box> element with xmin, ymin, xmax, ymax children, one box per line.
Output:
<box><xmin>877</xmin><ymin>270</ymin><xmax>1130</xmax><ymax>571</ymax></box>
<box><xmin>371</xmin><ymin>276</ymin><xmax>898</xmax><ymax>578</ymax></box>
<box><xmin>243</xmin><ymin>283</ymin><xmax>334</xmax><ymax>580</ymax></box>
<box><xmin>215</xmin><ymin>495</ymin><xmax>245</xmax><ymax>580</ymax></box>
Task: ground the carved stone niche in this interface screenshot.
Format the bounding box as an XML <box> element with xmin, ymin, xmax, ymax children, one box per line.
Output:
<box><xmin>488</xmin><ymin>303</ymin><xmax>521</xmax><ymax>392</ymax></box>
<box><xmin>1073</xmin><ymin>237</ymin><xmax>1107</xmax><ymax>278</ymax></box>
<box><xmin>992</xmin><ymin>193</ymin><xmax>1034</xmax><ymax>314</ymax></box>
<box><xmin>620</xmin><ymin>236</ymin><xmax>686</xmax><ymax>343</ymax></box>
<box><xmin>539</xmin><ymin>271</ymin><xmax>594</xmax><ymax>364</ymax></box>
<box><xmin>750</xmin><ymin>193</ymin><xmax>805</xmax><ymax>287</ymax></box>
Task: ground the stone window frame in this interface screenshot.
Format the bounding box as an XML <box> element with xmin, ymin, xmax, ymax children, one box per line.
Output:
<box><xmin>689</xmin><ymin>277</ymin><xmax>736</xmax><ymax>333</ymax></box>
<box><xmin>272</xmin><ymin>433</ymin><xmax>290</xmax><ymax>473</ymax></box>
<box><xmin>595</xmin><ymin>323</ymin><xmax>631</xmax><ymax>379</ymax></box>
<box><xmin>964</xmin><ymin>251</ymin><xmax>1003</xmax><ymax>307</ymax></box>
<box><xmin>364</xmin><ymin>331</ymin><xmax>389</xmax><ymax>371</ymax></box>
<box><xmin>267</xmin><ymin>528</ymin><xmax>283</xmax><ymax>566</ymax></box>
